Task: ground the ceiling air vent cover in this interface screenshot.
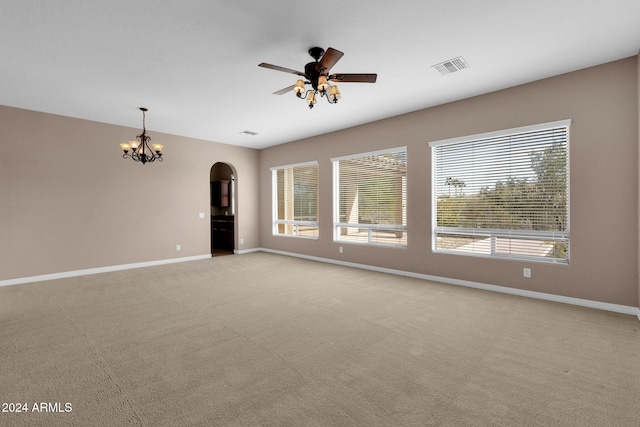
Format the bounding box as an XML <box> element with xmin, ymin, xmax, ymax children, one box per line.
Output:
<box><xmin>432</xmin><ymin>56</ymin><xmax>469</xmax><ymax>75</ymax></box>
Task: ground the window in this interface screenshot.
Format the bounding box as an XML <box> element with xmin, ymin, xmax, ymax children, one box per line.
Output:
<box><xmin>333</xmin><ymin>147</ymin><xmax>407</xmax><ymax>247</ymax></box>
<box><xmin>271</xmin><ymin>161</ymin><xmax>318</xmax><ymax>238</ymax></box>
<box><xmin>431</xmin><ymin>120</ymin><xmax>570</xmax><ymax>263</ymax></box>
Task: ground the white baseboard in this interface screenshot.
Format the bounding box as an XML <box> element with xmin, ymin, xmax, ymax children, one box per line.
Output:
<box><xmin>234</xmin><ymin>247</ymin><xmax>262</xmax><ymax>255</ymax></box>
<box><xmin>0</xmin><ymin>254</ymin><xmax>212</xmax><ymax>288</ymax></box>
<box><xmin>259</xmin><ymin>248</ymin><xmax>640</xmax><ymax>320</ymax></box>
<box><xmin>4</xmin><ymin>248</ymin><xmax>639</xmax><ymax>322</ymax></box>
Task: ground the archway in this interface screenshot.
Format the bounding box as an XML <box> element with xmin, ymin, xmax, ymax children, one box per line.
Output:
<box><xmin>210</xmin><ymin>162</ymin><xmax>236</xmax><ymax>256</ymax></box>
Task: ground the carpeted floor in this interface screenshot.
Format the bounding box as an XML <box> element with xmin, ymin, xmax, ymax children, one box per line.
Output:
<box><xmin>0</xmin><ymin>252</ymin><xmax>639</xmax><ymax>426</ymax></box>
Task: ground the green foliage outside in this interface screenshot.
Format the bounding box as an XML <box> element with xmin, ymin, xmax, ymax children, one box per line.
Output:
<box><xmin>437</xmin><ymin>142</ymin><xmax>567</xmax><ymax>258</ymax></box>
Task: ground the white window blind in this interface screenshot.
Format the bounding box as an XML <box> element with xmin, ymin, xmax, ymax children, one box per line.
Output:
<box><xmin>430</xmin><ymin>120</ymin><xmax>570</xmax><ymax>263</ymax></box>
<box><xmin>271</xmin><ymin>162</ymin><xmax>318</xmax><ymax>238</ymax></box>
<box><xmin>332</xmin><ymin>147</ymin><xmax>407</xmax><ymax>247</ymax></box>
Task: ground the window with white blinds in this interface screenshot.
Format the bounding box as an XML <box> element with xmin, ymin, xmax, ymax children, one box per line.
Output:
<box><xmin>430</xmin><ymin>120</ymin><xmax>570</xmax><ymax>263</ymax></box>
<box><xmin>332</xmin><ymin>147</ymin><xmax>407</xmax><ymax>247</ymax></box>
<box><xmin>271</xmin><ymin>161</ymin><xmax>318</xmax><ymax>238</ymax></box>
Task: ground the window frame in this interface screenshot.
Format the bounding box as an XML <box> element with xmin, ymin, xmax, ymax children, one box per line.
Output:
<box><xmin>271</xmin><ymin>160</ymin><xmax>319</xmax><ymax>240</ymax></box>
<box><xmin>332</xmin><ymin>147</ymin><xmax>408</xmax><ymax>248</ymax></box>
<box><xmin>430</xmin><ymin>120</ymin><xmax>570</xmax><ymax>264</ymax></box>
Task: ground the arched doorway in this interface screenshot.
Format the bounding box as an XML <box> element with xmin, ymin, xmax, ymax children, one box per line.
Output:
<box><xmin>210</xmin><ymin>162</ymin><xmax>236</xmax><ymax>256</ymax></box>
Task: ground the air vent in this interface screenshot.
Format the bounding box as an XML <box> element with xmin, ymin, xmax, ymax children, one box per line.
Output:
<box><xmin>240</xmin><ymin>130</ymin><xmax>258</xmax><ymax>136</ymax></box>
<box><xmin>432</xmin><ymin>56</ymin><xmax>469</xmax><ymax>75</ymax></box>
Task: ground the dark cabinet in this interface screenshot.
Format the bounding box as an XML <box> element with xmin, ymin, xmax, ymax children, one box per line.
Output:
<box><xmin>211</xmin><ymin>216</ymin><xmax>234</xmax><ymax>251</ymax></box>
<box><xmin>211</xmin><ymin>180</ymin><xmax>230</xmax><ymax>207</ymax></box>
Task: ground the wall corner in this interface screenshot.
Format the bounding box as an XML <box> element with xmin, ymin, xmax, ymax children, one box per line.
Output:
<box><xmin>637</xmin><ymin>50</ymin><xmax>640</xmax><ymax>312</ymax></box>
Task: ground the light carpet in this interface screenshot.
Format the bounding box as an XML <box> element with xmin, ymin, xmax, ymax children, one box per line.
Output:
<box><xmin>0</xmin><ymin>252</ymin><xmax>638</xmax><ymax>426</ymax></box>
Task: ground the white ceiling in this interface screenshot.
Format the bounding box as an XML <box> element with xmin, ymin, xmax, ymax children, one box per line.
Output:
<box><xmin>2</xmin><ymin>0</ymin><xmax>639</xmax><ymax>149</ymax></box>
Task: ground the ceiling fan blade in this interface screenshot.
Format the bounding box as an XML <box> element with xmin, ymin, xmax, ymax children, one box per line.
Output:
<box><xmin>329</xmin><ymin>73</ymin><xmax>377</xmax><ymax>83</ymax></box>
<box><xmin>258</xmin><ymin>63</ymin><xmax>306</xmax><ymax>77</ymax></box>
<box><xmin>273</xmin><ymin>84</ymin><xmax>297</xmax><ymax>95</ymax></box>
<box><xmin>318</xmin><ymin>47</ymin><xmax>344</xmax><ymax>72</ymax></box>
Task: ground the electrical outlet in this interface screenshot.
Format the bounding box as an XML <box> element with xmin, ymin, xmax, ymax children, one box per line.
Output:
<box><xmin>523</xmin><ymin>268</ymin><xmax>531</xmax><ymax>278</ymax></box>
<box><xmin>199</xmin><ymin>212</ymin><xmax>205</xmax><ymax>219</ymax></box>
<box><xmin>176</xmin><ymin>244</ymin><xmax>181</xmax><ymax>251</ymax></box>
<box><xmin>339</xmin><ymin>246</ymin><xmax>343</xmax><ymax>254</ymax></box>
<box><xmin>240</xmin><ymin>238</ymin><xmax>244</xmax><ymax>244</ymax></box>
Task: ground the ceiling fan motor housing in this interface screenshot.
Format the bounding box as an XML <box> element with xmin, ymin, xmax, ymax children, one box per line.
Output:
<box><xmin>305</xmin><ymin>47</ymin><xmax>327</xmax><ymax>89</ymax></box>
<box><xmin>304</xmin><ymin>62</ymin><xmax>322</xmax><ymax>89</ymax></box>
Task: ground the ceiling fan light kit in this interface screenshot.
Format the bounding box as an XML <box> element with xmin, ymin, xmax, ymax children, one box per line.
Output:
<box><xmin>294</xmin><ymin>79</ymin><xmax>306</xmax><ymax>95</ymax></box>
<box><xmin>259</xmin><ymin>46</ymin><xmax>376</xmax><ymax>109</ymax></box>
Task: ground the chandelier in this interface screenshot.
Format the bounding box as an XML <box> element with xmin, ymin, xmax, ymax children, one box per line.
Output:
<box><xmin>119</xmin><ymin>107</ymin><xmax>163</xmax><ymax>164</ymax></box>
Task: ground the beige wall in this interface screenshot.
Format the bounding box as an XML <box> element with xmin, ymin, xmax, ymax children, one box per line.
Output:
<box><xmin>0</xmin><ymin>107</ymin><xmax>260</xmax><ymax>281</ymax></box>
<box><xmin>2</xmin><ymin>57</ymin><xmax>638</xmax><ymax>309</ymax></box>
<box><xmin>260</xmin><ymin>57</ymin><xmax>639</xmax><ymax>307</ymax></box>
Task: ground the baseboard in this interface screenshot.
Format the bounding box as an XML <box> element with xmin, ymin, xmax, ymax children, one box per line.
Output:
<box><xmin>259</xmin><ymin>248</ymin><xmax>640</xmax><ymax>320</ymax></box>
<box><xmin>234</xmin><ymin>247</ymin><xmax>262</xmax><ymax>255</ymax></box>
<box><xmin>0</xmin><ymin>254</ymin><xmax>212</xmax><ymax>288</ymax></box>
<box><xmin>4</xmin><ymin>249</ymin><xmax>639</xmax><ymax>321</ymax></box>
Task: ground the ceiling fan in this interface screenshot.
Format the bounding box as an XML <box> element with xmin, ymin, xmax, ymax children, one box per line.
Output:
<box><xmin>258</xmin><ymin>47</ymin><xmax>377</xmax><ymax>109</ymax></box>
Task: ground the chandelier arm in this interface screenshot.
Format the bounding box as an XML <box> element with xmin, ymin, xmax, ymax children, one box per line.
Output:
<box><xmin>140</xmin><ymin>132</ymin><xmax>162</xmax><ymax>163</ymax></box>
<box><xmin>322</xmin><ymin>92</ymin><xmax>338</xmax><ymax>104</ymax></box>
<box><xmin>139</xmin><ymin>132</ymin><xmax>150</xmax><ymax>154</ymax></box>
